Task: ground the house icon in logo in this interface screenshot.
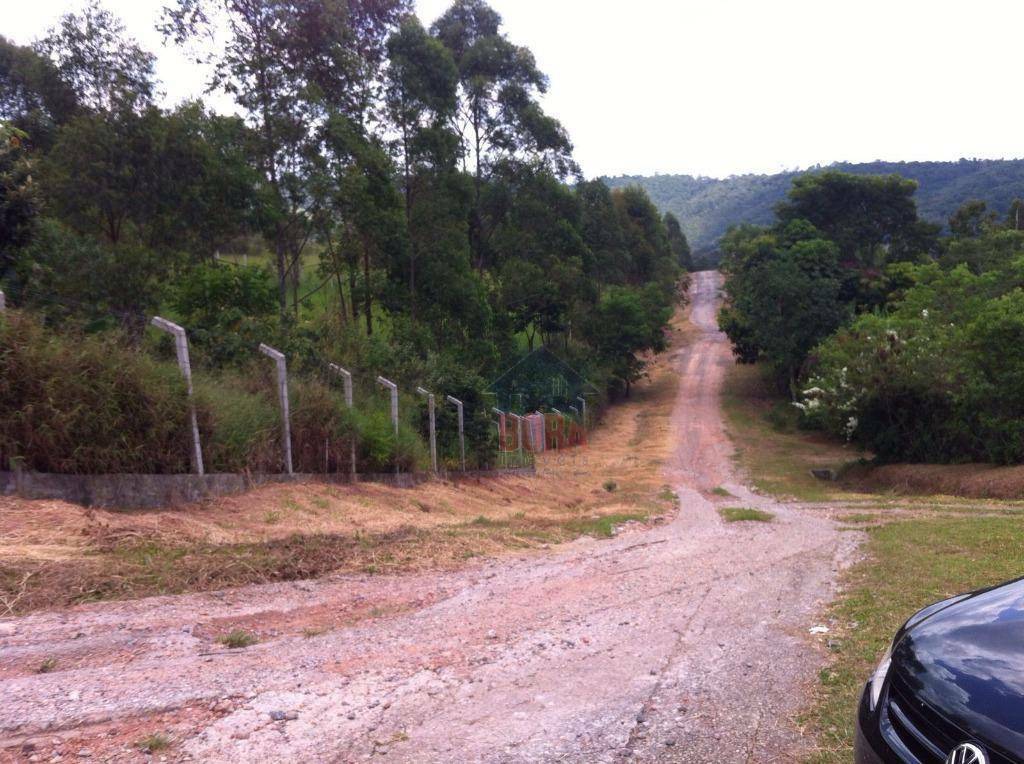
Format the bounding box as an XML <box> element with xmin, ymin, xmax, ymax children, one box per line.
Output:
<box><xmin>488</xmin><ymin>347</ymin><xmax>599</xmax><ymax>414</ymax></box>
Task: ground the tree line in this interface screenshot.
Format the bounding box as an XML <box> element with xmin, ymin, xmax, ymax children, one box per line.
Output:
<box><xmin>606</xmin><ymin>158</ymin><xmax>1024</xmax><ymax>261</ymax></box>
<box><xmin>719</xmin><ymin>169</ymin><xmax>1024</xmax><ymax>464</ymax></box>
<box><xmin>0</xmin><ymin>0</ymin><xmax>688</xmax><ymax>474</ymax></box>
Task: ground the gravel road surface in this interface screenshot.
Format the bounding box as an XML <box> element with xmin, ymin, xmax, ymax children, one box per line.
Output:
<box><xmin>0</xmin><ymin>271</ymin><xmax>855</xmax><ymax>763</ymax></box>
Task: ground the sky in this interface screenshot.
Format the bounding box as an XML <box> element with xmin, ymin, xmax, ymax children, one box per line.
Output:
<box><xmin>6</xmin><ymin>0</ymin><xmax>1024</xmax><ymax>179</ymax></box>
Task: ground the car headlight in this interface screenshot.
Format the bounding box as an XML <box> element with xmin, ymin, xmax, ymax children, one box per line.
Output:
<box><xmin>869</xmin><ymin>648</ymin><xmax>892</xmax><ymax>711</ymax></box>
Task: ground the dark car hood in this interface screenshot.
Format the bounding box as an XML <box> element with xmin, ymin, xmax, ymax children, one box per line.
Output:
<box><xmin>893</xmin><ymin>577</ymin><xmax>1024</xmax><ymax>752</ymax></box>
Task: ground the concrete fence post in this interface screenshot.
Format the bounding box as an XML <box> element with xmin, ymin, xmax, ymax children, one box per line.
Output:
<box><xmin>376</xmin><ymin>376</ymin><xmax>399</xmax><ymax>473</ymax></box>
<box><xmin>416</xmin><ymin>387</ymin><xmax>438</xmax><ymax>473</ymax></box>
<box><xmin>577</xmin><ymin>396</ymin><xmax>587</xmax><ymax>429</ymax></box>
<box><xmin>446</xmin><ymin>395</ymin><xmax>466</xmax><ymax>472</ymax></box>
<box><xmin>0</xmin><ymin>290</ymin><xmax>5</xmax><ymax>311</ymax></box>
<box><xmin>509</xmin><ymin>413</ymin><xmax>524</xmax><ymax>457</ymax></box>
<box><xmin>260</xmin><ymin>344</ymin><xmax>292</xmax><ymax>475</ymax></box>
<box><xmin>329</xmin><ymin>363</ymin><xmax>357</xmax><ymax>477</ymax></box>
<box><xmin>151</xmin><ymin>317</ymin><xmax>204</xmax><ymax>475</ymax></box>
<box><xmin>492</xmin><ymin>407</ymin><xmax>505</xmax><ymax>467</ymax></box>
<box><xmin>551</xmin><ymin>408</ymin><xmax>567</xmax><ymax>450</ymax></box>
<box><xmin>569</xmin><ymin>406</ymin><xmax>580</xmax><ymax>446</ymax></box>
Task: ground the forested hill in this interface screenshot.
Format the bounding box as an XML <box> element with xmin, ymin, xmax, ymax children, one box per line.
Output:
<box><xmin>604</xmin><ymin>158</ymin><xmax>1024</xmax><ymax>261</ymax></box>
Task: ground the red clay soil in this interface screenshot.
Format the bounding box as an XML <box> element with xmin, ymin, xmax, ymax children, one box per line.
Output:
<box><xmin>0</xmin><ymin>272</ymin><xmax>856</xmax><ymax>763</ymax></box>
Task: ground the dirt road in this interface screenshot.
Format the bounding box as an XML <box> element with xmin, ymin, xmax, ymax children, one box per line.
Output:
<box><xmin>0</xmin><ymin>271</ymin><xmax>854</xmax><ymax>763</ymax></box>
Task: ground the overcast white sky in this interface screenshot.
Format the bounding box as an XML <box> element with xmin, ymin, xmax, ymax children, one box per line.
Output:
<box><xmin>6</xmin><ymin>0</ymin><xmax>1024</xmax><ymax>178</ymax></box>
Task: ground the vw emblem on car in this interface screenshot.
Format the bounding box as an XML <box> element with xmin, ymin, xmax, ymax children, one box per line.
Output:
<box><xmin>946</xmin><ymin>742</ymin><xmax>988</xmax><ymax>764</ymax></box>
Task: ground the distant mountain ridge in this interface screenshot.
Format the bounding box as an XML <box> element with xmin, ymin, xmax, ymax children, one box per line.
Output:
<box><xmin>603</xmin><ymin>158</ymin><xmax>1024</xmax><ymax>261</ymax></box>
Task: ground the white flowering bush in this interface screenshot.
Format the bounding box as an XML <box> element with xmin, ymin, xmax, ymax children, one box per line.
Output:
<box><xmin>798</xmin><ymin>259</ymin><xmax>1024</xmax><ymax>463</ymax></box>
<box><xmin>795</xmin><ymin>309</ymin><xmax>961</xmax><ymax>461</ymax></box>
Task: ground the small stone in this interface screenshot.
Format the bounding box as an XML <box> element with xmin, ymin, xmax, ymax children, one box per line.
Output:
<box><xmin>269</xmin><ymin>711</ymin><xmax>287</xmax><ymax>721</ymax></box>
<box><xmin>67</xmin><ymin>691</ymin><xmax>80</xmax><ymax>701</ymax></box>
<box><xmin>76</xmin><ymin>749</ymin><xmax>92</xmax><ymax>758</ymax></box>
<box><xmin>0</xmin><ymin>622</ymin><xmax>16</xmax><ymax>637</ymax></box>
<box><xmin>284</xmin><ymin>711</ymin><xmax>298</xmax><ymax>721</ymax></box>
<box><xmin>346</xmin><ymin>713</ymin><xmax>356</xmax><ymax>720</ymax></box>
<box><xmin>665</xmin><ymin>739</ymin><xmax>676</xmax><ymax>747</ymax></box>
<box><xmin>485</xmin><ymin>629</ymin><xmax>498</xmax><ymax>640</ymax></box>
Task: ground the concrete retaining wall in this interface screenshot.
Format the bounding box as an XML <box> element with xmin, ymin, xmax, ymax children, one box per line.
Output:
<box><xmin>0</xmin><ymin>467</ymin><xmax>535</xmax><ymax>510</ymax></box>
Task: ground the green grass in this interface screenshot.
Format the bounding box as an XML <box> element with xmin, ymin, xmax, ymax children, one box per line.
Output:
<box><xmin>603</xmin><ymin>479</ymin><xmax>618</xmax><ymax>493</ymax></box>
<box><xmin>137</xmin><ymin>733</ymin><xmax>171</xmax><ymax>753</ymax></box>
<box><xmin>711</xmin><ymin>486</ymin><xmax>734</xmax><ymax>497</ymax></box>
<box><xmin>36</xmin><ymin>657</ymin><xmax>58</xmax><ymax>674</ymax></box>
<box><xmin>719</xmin><ymin>506</ymin><xmax>774</xmax><ymax>523</ymax></box>
<box><xmin>470</xmin><ymin>515</ymin><xmax>502</xmax><ymax>527</ymax></box>
<box><xmin>565</xmin><ymin>512</ymin><xmax>647</xmax><ymax>538</ymax></box>
<box><xmin>721</xmin><ymin>363</ymin><xmax>863</xmax><ymax>501</ymax></box>
<box><xmin>804</xmin><ymin>515</ymin><xmax>1024</xmax><ymax>763</ymax></box>
<box><xmin>217</xmin><ymin>629</ymin><xmax>258</xmax><ymax>649</ymax></box>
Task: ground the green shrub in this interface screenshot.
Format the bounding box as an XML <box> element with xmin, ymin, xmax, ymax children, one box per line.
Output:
<box><xmin>0</xmin><ymin>312</ymin><xmax>431</xmax><ymax>475</ymax></box>
<box><xmin>798</xmin><ymin>261</ymin><xmax>1024</xmax><ymax>464</ymax></box>
<box><xmin>170</xmin><ymin>263</ymin><xmax>277</xmax><ymax>367</ymax></box>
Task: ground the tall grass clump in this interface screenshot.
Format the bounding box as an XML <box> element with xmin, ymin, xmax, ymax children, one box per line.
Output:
<box><xmin>0</xmin><ymin>312</ymin><xmax>195</xmax><ymax>473</ymax></box>
<box><xmin>194</xmin><ymin>372</ymin><xmax>279</xmax><ymax>472</ymax></box>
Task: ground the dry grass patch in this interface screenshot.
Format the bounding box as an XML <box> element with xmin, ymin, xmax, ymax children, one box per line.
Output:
<box><xmin>841</xmin><ymin>461</ymin><xmax>1024</xmax><ymax>500</ymax></box>
<box><xmin>0</xmin><ymin>305</ymin><xmax>690</xmax><ymax>615</ymax></box>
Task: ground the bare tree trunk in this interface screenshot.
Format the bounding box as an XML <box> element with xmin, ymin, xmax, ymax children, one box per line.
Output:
<box><xmin>362</xmin><ymin>237</ymin><xmax>373</xmax><ymax>336</ymax></box>
<box><xmin>275</xmin><ymin>237</ymin><xmax>288</xmax><ymax>321</ymax></box>
<box><xmin>291</xmin><ymin>251</ymin><xmax>301</xmax><ymax>319</ymax></box>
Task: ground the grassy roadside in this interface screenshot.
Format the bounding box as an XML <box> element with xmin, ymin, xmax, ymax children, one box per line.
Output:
<box><xmin>0</xmin><ymin>506</ymin><xmax>660</xmax><ymax>614</ymax></box>
<box><xmin>720</xmin><ymin>362</ymin><xmax>865</xmax><ymax>501</ymax></box>
<box><xmin>803</xmin><ymin>515</ymin><xmax>1024</xmax><ymax>763</ymax></box>
<box><xmin>718</xmin><ymin>360</ymin><xmax>1024</xmax><ymax>762</ymax></box>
